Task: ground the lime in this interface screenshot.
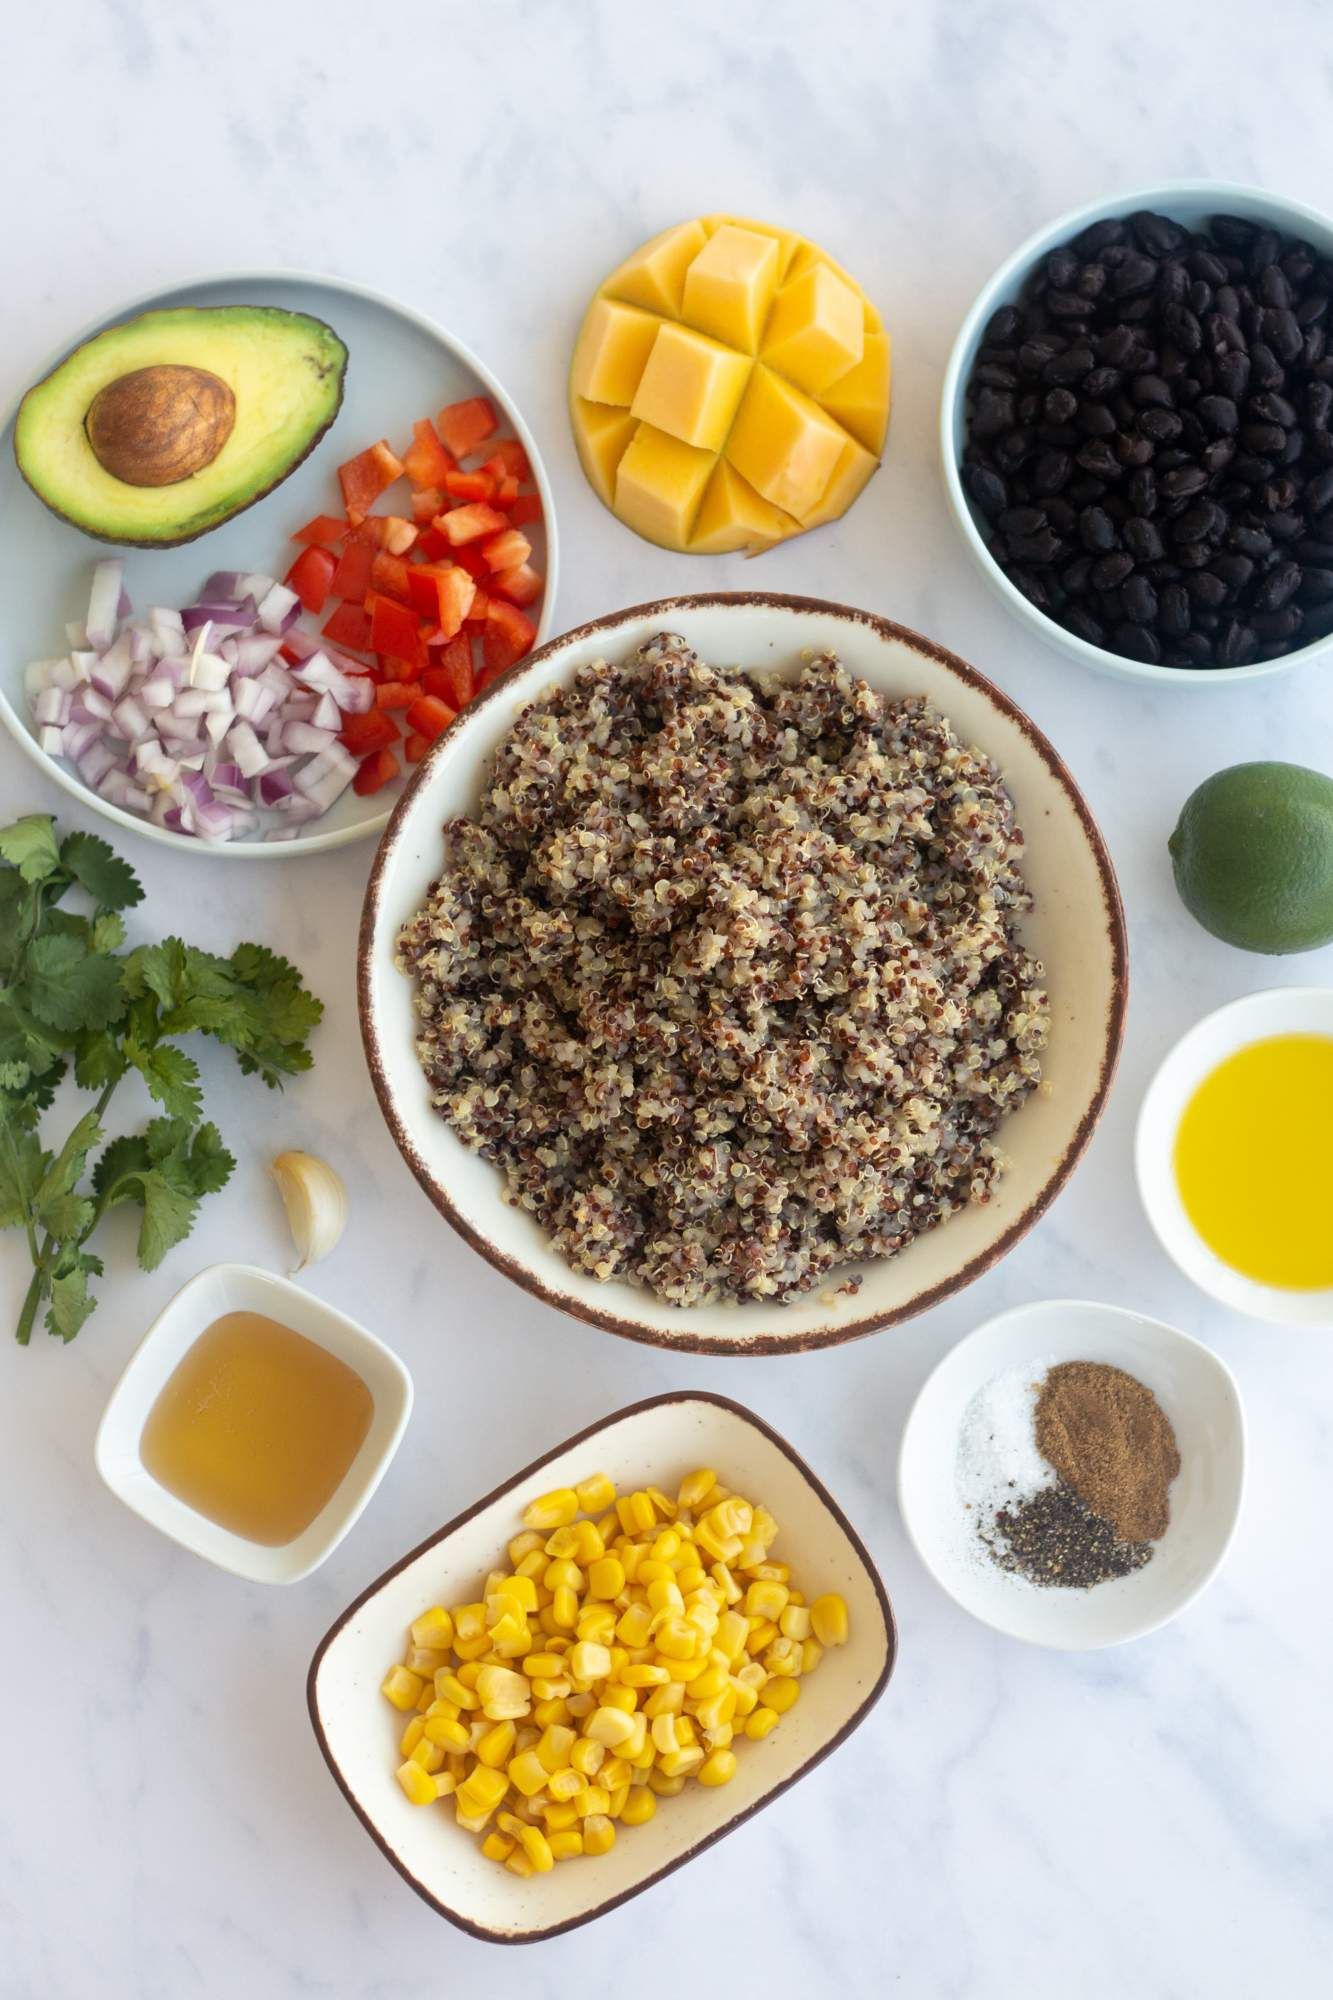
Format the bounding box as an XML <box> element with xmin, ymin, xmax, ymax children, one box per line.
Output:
<box><xmin>1168</xmin><ymin>761</ymin><xmax>1333</xmax><ymax>955</ymax></box>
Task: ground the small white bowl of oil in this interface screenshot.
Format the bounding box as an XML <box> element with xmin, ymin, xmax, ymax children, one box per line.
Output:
<box><xmin>95</xmin><ymin>1263</ymin><xmax>413</xmax><ymax>1581</ymax></box>
<box><xmin>1136</xmin><ymin>988</ymin><xmax>1333</xmax><ymax>1328</ymax></box>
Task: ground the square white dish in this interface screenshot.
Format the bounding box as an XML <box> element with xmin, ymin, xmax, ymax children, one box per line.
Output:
<box><xmin>94</xmin><ymin>1261</ymin><xmax>413</xmax><ymax>1582</ymax></box>
<box><xmin>308</xmin><ymin>1390</ymin><xmax>896</xmax><ymax>1942</ymax></box>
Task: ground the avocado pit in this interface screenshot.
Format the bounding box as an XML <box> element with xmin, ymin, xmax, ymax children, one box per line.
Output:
<box><xmin>85</xmin><ymin>364</ymin><xmax>236</xmax><ymax>487</ymax></box>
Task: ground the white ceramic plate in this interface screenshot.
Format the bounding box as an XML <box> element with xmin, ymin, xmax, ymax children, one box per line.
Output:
<box><xmin>359</xmin><ymin>594</ymin><xmax>1128</xmax><ymax>1354</ymax></box>
<box><xmin>308</xmin><ymin>1390</ymin><xmax>896</xmax><ymax>1942</ymax></box>
<box><xmin>95</xmin><ymin>1263</ymin><xmax>413</xmax><ymax>1582</ymax></box>
<box><xmin>940</xmin><ymin>180</ymin><xmax>1333</xmax><ymax>687</ymax></box>
<box><xmin>0</xmin><ymin>270</ymin><xmax>558</xmax><ymax>856</ymax></box>
<box><xmin>1136</xmin><ymin>986</ymin><xmax>1333</xmax><ymax>1327</ymax></box>
<box><xmin>898</xmin><ymin>1298</ymin><xmax>1245</xmax><ymax>1649</ymax></box>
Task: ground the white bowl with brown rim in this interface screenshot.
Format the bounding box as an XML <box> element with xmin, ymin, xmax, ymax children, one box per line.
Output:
<box><xmin>307</xmin><ymin>1390</ymin><xmax>896</xmax><ymax>1942</ymax></box>
<box><xmin>358</xmin><ymin>594</ymin><xmax>1128</xmax><ymax>1354</ymax></box>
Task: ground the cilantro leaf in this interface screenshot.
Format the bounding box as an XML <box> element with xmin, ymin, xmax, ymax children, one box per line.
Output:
<box><xmin>0</xmin><ymin>1113</ymin><xmax>48</xmax><ymax>1229</ymax></box>
<box><xmin>74</xmin><ymin>1030</ymin><xmax>127</xmax><ymax>1092</ymax></box>
<box><xmin>92</xmin><ymin>1133</ymin><xmax>153</xmax><ymax>1199</ymax></box>
<box><xmin>0</xmin><ymin>815</ymin><xmax>61</xmax><ymax>883</ymax></box>
<box><xmin>127</xmin><ymin>1042</ymin><xmax>203</xmax><ymax>1123</ymax></box>
<box><xmin>24</xmin><ymin>936</ymin><xmax>126</xmax><ymax>1032</ymax></box>
<box><xmin>180</xmin><ymin>1121</ymin><xmax>235</xmax><ymax>1196</ymax></box>
<box><xmin>136</xmin><ymin>1166</ymin><xmax>201</xmax><ymax>1270</ymax></box>
<box><xmin>46</xmin><ymin>1255</ymin><xmax>101</xmax><ymax>1342</ymax></box>
<box><xmin>38</xmin><ymin>1192</ymin><xmax>95</xmax><ymax>1241</ymax></box>
<box><xmin>91</xmin><ymin>912</ymin><xmax>126</xmax><ymax>954</ymax></box>
<box><xmin>59</xmin><ymin>832</ymin><xmax>143</xmax><ymax>911</ymax></box>
<box><xmin>35</xmin><ymin>1110</ymin><xmax>103</xmax><ymax>1211</ymax></box>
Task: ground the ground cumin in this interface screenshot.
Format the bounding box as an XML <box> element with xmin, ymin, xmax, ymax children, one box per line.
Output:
<box><xmin>1035</xmin><ymin>1362</ymin><xmax>1180</xmax><ymax>1542</ymax></box>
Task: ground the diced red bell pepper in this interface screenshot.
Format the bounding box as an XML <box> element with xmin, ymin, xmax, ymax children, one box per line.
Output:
<box><xmin>338</xmin><ymin>441</ymin><xmax>404</xmax><ymax>524</ymax></box>
<box><xmin>415</xmin><ymin>526</ymin><xmax>451</xmax><ymax>562</ymax></box>
<box><xmin>375</xmin><ymin>680</ymin><xmax>417</xmax><ymax>709</ymax></box>
<box><xmin>437</xmin><ymin>566</ymin><xmax>476</xmax><ymax>639</ymax></box>
<box><xmin>404</xmin><ymin>731</ymin><xmax>430</xmax><ymax>764</ymax></box>
<box><xmin>406</xmin><ymin>694</ymin><xmax>457</xmax><ymax>741</ymax></box>
<box><xmin>443</xmin><ymin>468</ymin><xmax>496</xmax><ymax>505</ymax></box>
<box><xmin>508</xmin><ymin>493</ymin><xmax>543</xmax><ymax>528</ymax></box>
<box><xmin>437</xmin><ymin>396</ymin><xmax>498</xmax><ymax>459</ymax></box>
<box><xmin>285</xmin><ymin>546</ymin><xmax>337</xmax><ymax>615</ymax></box>
<box><xmin>405</xmin><ymin>563</ymin><xmax>446</xmax><ymax>619</ymax></box>
<box><xmin>402</xmin><ymin>417</ymin><xmax>457</xmax><ymax>491</ymax></box>
<box><xmin>292</xmin><ymin>514</ymin><xmax>348</xmax><ymax>550</ymax></box>
<box><xmin>492</xmin><ymin>562</ymin><xmax>543</xmax><ymax>608</ymax></box>
<box><xmin>370</xmin><ymin>552</ymin><xmax>414</xmax><ymax>604</ymax></box>
<box><xmin>482</xmin><ymin>599</ymin><xmax>537</xmax><ymax>676</ymax></box>
<box><xmin>411</xmin><ymin>486</ymin><xmax>444</xmax><ymax>524</ymax></box>
<box><xmin>353</xmin><ymin>515</ymin><xmax>418</xmax><ymax>554</ymax></box>
<box><xmin>352</xmin><ymin>747</ymin><xmax>400</xmax><ymax>796</ymax></box>
<box><xmin>485</xmin><ymin>438</ymin><xmax>530</xmax><ymax>481</ymax></box>
<box><xmin>340</xmin><ymin>708</ymin><xmax>400</xmax><ymax>756</ymax></box>
<box><xmin>368</xmin><ymin>592</ymin><xmax>428</xmax><ymax>673</ymax></box>
<box><xmin>436</xmin><ymin>503</ymin><xmax>509</xmax><ymax>546</ymax></box>
<box><xmin>449</xmin><ymin>542</ymin><xmax>491</xmax><ymax>580</ymax></box>
<box><xmin>494</xmin><ymin>473</ymin><xmax>521</xmax><ymax>507</ymax></box>
<box><xmin>422</xmin><ymin>633</ymin><xmax>474</xmax><ymax>709</ymax></box>
<box><xmin>330</xmin><ymin>537</ymin><xmax>375</xmax><ymax>604</ymax></box>
<box><xmin>322</xmin><ymin>601</ymin><xmax>373</xmax><ymax>651</ymax></box>
<box><xmin>466</xmin><ymin>587</ymin><xmax>491</xmax><ymax>627</ymax></box>
<box><xmin>481</xmin><ymin>527</ymin><xmax>532</xmax><ymax>573</ymax></box>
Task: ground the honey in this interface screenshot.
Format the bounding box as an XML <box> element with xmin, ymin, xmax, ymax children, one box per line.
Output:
<box><xmin>1173</xmin><ymin>1032</ymin><xmax>1333</xmax><ymax>1290</ymax></box>
<box><xmin>140</xmin><ymin>1310</ymin><xmax>373</xmax><ymax>1545</ymax></box>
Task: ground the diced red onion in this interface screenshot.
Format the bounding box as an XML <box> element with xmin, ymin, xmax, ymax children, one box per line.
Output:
<box><xmin>226</xmin><ymin>721</ymin><xmax>271</xmax><ymax>778</ymax></box>
<box><xmin>35</xmin><ymin>686</ymin><xmax>69</xmax><ymax>727</ymax></box>
<box><xmin>256</xmin><ymin>582</ymin><xmax>300</xmax><ymax>634</ymax></box>
<box><xmin>111</xmin><ymin>695</ymin><xmax>150</xmax><ymax>741</ymax></box>
<box><xmin>86</xmin><ymin>561</ymin><xmax>124</xmax><ymax>649</ymax></box>
<box><xmin>190</xmin><ymin>652</ymin><xmax>231</xmax><ymax>692</ymax></box>
<box><xmin>283</xmin><ymin>720</ymin><xmax>338</xmax><ymax>755</ymax></box>
<box><xmin>39</xmin><ymin>724</ymin><xmax>64</xmax><ymax>754</ymax></box>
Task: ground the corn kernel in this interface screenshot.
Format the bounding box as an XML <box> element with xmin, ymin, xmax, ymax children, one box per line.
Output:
<box><xmin>475</xmin><ymin>1721</ymin><xmax>517</xmax><ymax>1769</ymax></box>
<box><xmin>780</xmin><ymin>1604</ymin><xmax>813</xmax><ymax>1641</ymax></box>
<box><xmin>399</xmin><ymin>1716</ymin><xmax>425</xmax><ymax>1757</ymax></box>
<box><xmin>764</xmin><ymin>1635</ymin><xmax>803</xmax><ymax>1677</ymax></box>
<box><xmin>677</xmin><ymin>1467</ymin><xmax>717</xmax><ymax>1509</ymax></box>
<box><xmin>515</xmin><ymin>1548</ymin><xmax>547</xmax><ymax>1581</ymax></box>
<box><xmin>763</xmin><ymin>1675</ymin><xmax>801</xmax><ymax>1714</ymax></box>
<box><xmin>802</xmin><ymin>1638</ymin><xmax>824</xmax><ymax>1675</ymax></box>
<box><xmin>481</xmin><ymin>1831</ymin><xmax>514</xmax><ymax>1863</ymax></box>
<box><xmin>745</xmin><ymin>1705</ymin><xmax>780</xmax><ymax>1742</ymax></box>
<box><xmin>620</xmin><ymin>1786</ymin><xmax>657</xmax><ymax>1826</ymax></box>
<box><xmin>586</xmin><ymin>1706</ymin><xmax>636</xmax><ymax>1747</ymax></box>
<box><xmin>745</xmin><ymin>1579</ymin><xmax>790</xmax><ymax>1620</ymax></box>
<box><xmin>523</xmin><ymin>1488</ymin><xmax>579</xmax><ymax>1532</ymax></box>
<box><xmin>576</xmin><ymin>1472</ymin><xmax>617</xmax><ymax>1513</ymax></box>
<box><xmin>551</xmin><ymin>1585</ymin><xmax>579</xmax><ymax>1630</ymax></box>
<box><xmin>648</xmin><ymin>1769</ymin><xmax>685</xmax><ymax>1796</ymax></box>
<box><xmin>544</xmin><ymin>1801</ymin><xmax>580</xmax><ymax>1831</ymax></box>
<box><xmin>476</xmin><ymin>1664</ymin><xmax>531</xmax><ymax>1719</ymax></box>
<box><xmin>517</xmin><ymin>1825</ymin><xmax>555</xmax><ymax>1873</ymax></box>
<box><xmin>505</xmin><ymin>1848</ymin><xmax>535</xmax><ymax>1877</ymax></box>
<box><xmin>548</xmin><ymin>1828</ymin><xmax>585</xmax><ymax>1860</ymax></box>
<box><xmin>620</xmin><ymin>1662</ymin><xmax>669</xmax><ymax>1687</ymax></box>
<box><xmin>435</xmin><ymin>1671</ymin><xmax>478</xmax><ymax>1709</ymax></box>
<box><xmin>434</xmin><ymin>1771</ymin><xmax>458</xmax><ymax>1799</ymax></box>
<box><xmin>582</xmin><ymin>1814</ymin><xmax>616</xmax><ymax>1856</ymax></box>
<box><xmin>457</xmin><ymin>1762</ymin><xmax>508</xmax><ymax>1815</ymax></box>
<box><xmin>651</xmin><ymin>1713</ymin><xmax>680</xmax><ymax>1755</ymax></box>
<box><xmin>536</xmin><ymin>1723</ymin><xmax>576</xmax><ymax>1773</ymax></box>
<box><xmin>810</xmin><ymin>1593</ymin><xmax>849</xmax><ymax>1647</ymax></box>
<box><xmin>601</xmin><ymin>1683</ymin><xmax>637</xmax><ymax>1714</ymax></box>
<box><xmin>586</xmin><ymin>1556</ymin><xmax>625</xmax><ymax>1600</ymax></box>
<box><xmin>615</xmin><ymin>1602</ymin><xmax>654</xmax><ymax>1648</ymax></box>
<box><xmin>508</xmin><ymin>1529</ymin><xmax>544</xmax><ymax>1564</ymax></box>
<box><xmin>698</xmin><ymin>1749</ymin><xmax>738</xmax><ymax>1787</ymax></box>
<box><xmin>711</xmin><ymin>1562</ymin><xmax>743</xmax><ymax>1606</ymax></box>
<box><xmin>452</xmin><ymin>1603</ymin><xmax>488</xmax><ymax>1643</ymax></box>
<box><xmin>658</xmin><ymin>1745</ymin><xmax>705</xmax><ymax>1778</ymax></box>
<box><xmin>644</xmin><ymin>1681</ymin><xmax>684</xmax><ymax>1719</ymax></box>
<box><xmin>569</xmin><ymin>1640</ymin><xmax>612</xmax><ymax>1682</ymax></box>
<box><xmin>507</xmin><ymin>1749</ymin><xmax>550</xmax><ymax>1798</ymax></box>
<box><xmin>409</xmin><ymin>1738</ymin><xmax>445</xmax><ymax>1773</ymax></box>
<box><xmin>381</xmin><ymin>1666</ymin><xmax>424</xmax><ymax>1712</ymax></box>
<box><xmin>646</xmin><ymin>1487</ymin><xmax>678</xmax><ymax>1522</ymax></box>
<box><xmin>576</xmin><ymin>1785</ymin><xmax>610</xmax><ymax>1818</ymax></box>
<box><xmin>396</xmin><ymin>1759</ymin><xmax>437</xmax><ymax>1805</ymax></box>
<box><xmin>548</xmin><ymin>1767</ymin><xmax>584</xmax><ymax>1801</ymax></box>
<box><xmin>616</xmin><ymin>1491</ymin><xmax>656</xmax><ymax>1536</ymax></box>
<box><xmin>676</xmin><ymin>1562</ymin><xmax>708</xmax><ymax>1593</ymax></box>
<box><xmin>572</xmin><ymin>1738</ymin><xmax>605</xmax><ymax>1777</ymax></box>
<box><xmin>423</xmin><ymin>1716</ymin><xmax>471</xmax><ymax>1752</ymax></box>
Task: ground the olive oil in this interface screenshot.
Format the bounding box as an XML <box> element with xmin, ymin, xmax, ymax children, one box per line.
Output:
<box><xmin>1174</xmin><ymin>1032</ymin><xmax>1333</xmax><ymax>1290</ymax></box>
<box><xmin>141</xmin><ymin>1310</ymin><xmax>373</xmax><ymax>1545</ymax></box>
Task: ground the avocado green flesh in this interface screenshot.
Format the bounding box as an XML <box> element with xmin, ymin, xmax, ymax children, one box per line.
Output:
<box><xmin>14</xmin><ymin>305</ymin><xmax>348</xmax><ymax>547</ymax></box>
<box><xmin>1169</xmin><ymin>761</ymin><xmax>1333</xmax><ymax>955</ymax></box>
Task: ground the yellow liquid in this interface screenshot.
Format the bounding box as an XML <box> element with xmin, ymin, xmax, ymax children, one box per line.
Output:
<box><xmin>140</xmin><ymin>1310</ymin><xmax>374</xmax><ymax>1545</ymax></box>
<box><xmin>1174</xmin><ymin>1032</ymin><xmax>1333</xmax><ymax>1290</ymax></box>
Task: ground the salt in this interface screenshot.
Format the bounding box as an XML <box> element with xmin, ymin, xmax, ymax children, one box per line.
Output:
<box><xmin>953</xmin><ymin>1358</ymin><xmax>1056</xmax><ymax>1575</ymax></box>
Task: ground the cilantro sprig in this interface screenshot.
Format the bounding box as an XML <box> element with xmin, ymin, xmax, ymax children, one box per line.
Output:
<box><xmin>0</xmin><ymin>814</ymin><xmax>323</xmax><ymax>1343</ymax></box>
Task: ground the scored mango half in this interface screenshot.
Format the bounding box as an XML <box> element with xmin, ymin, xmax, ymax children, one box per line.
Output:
<box><xmin>570</xmin><ymin>215</ymin><xmax>890</xmax><ymax>555</ymax></box>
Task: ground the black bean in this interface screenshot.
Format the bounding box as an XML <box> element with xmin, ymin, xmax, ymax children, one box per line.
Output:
<box><xmin>1124</xmin><ymin>516</ymin><xmax>1164</xmax><ymax>561</ymax></box>
<box><xmin>984</xmin><ymin>305</ymin><xmax>1023</xmax><ymax>345</ymax></box>
<box><xmin>1043</xmin><ymin>387</ymin><xmax>1078</xmax><ymax>424</ymax></box>
<box><xmin>1074</xmin><ymin>217</ymin><xmax>1126</xmax><ymax>255</ymax></box>
<box><xmin>1121</xmin><ymin>573</ymin><xmax>1158</xmax><ymax>623</ymax></box>
<box><xmin>972</xmin><ymin>388</ymin><xmax>1016</xmax><ymax>438</ymax></box>
<box><xmin>1092</xmin><ymin>551</ymin><xmax>1134</xmax><ymax>589</ymax></box>
<box><xmin>1215</xmin><ymin>351</ymin><xmax>1252</xmax><ymax>400</ymax></box>
<box><xmin>1250</xmin><ymin>341</ymin><xmax>1285</xmax><ymax>389</ymax></box>
<box><xmin>1159</xmin><ymin>464</ymin><xmax>1208</xmax><ymax>501</ymax></box>
<box><xmin>1296</xmin><ymin>537</ymin><xmax>1333</xmax><ymax>564</ymax></box>
<box><xmin>1128</xmin><ymin>467</ymin><xmax>1157</xmax><ymax>515</ymax></box>
<box><xmin>1158</xmin><ymin>582</ymin><xmax>1192</xmax><ymax>635</ymax></box>
<box><xmin>1019</xmin><ymin>334</ymin><xmax>1065</xmax><ymax>376</ymax></box>
<box><xmin>1164</xmin><ymin>304</ymin><xmax>1203</xmax><ymax>354</ymax></box>
<box><xmin>965</xmin><ymin>465</ymin><xmax>1008</xmax><ymax>518</ymax></box>
<box><xmin>1313</xmin><ymin>430</ymin><xmax>1333</xmax><ymax>463</ymax></box>
<box><xmin>1045</xmin><ymin>497</ymin><xmax>1076</xmax><ymax>533</ymax></box>
<box><xmin>1132</xmin><ymin>211</ymin><xmax>1185</xmax><ymax>256</ymax></box>
<box><xmin>1260</xmin><ymin>265</ymin><xmax>1292</xmax><ymax>310</ymax></box>
<box><xmin>994</xmin><ymin>428</ymin><xmax>1036</xmax><ymax>472</ymax></box>
<box><xmin>1253</xmin><ymin>559</ymin><xmax>1301</xmax><ymax>611</ymax></box>
<box><xmin>1114</xmin><ymin>622</ymin><xmax>1162</xmax><ymax>662</ymax></box>
<box><xmin>1216</xmin><ymin>617</ymin><xmax>1257</xmax><ymax>665</ymax></box>
<box><xmin>1011</xmin><ymin>567</ymin><xmax>1053</xmax><ymax>610</ymax></box>
<box><xmin>974</xmin><ymin>362</ymin><xmax>1020</xmax><ymax>391</ymax></box>
<box><xmin>1047</xmin><ymin>289</ymin><xmax>1092</xmax><ymax>319</ymax></box>
<box><xmin>1113</xmin><ymin>253</ymin><xmax>1158</xmax><ymax>299</ymax></box>
<box><xmin>1227</xmin><ymin>523</ymin><xmax>1273</xmax><ymax>558</ymax></box>
<box><xmin>1299</xmin><ymin>566</ymin><xmax>1333</xmax><ymax>602</ymax></box>
<box><xmin>1082</xmin><ymin>367</ymin><xmax>1123</xmax><ymax>399</ymax></box>
<box><xmin>1306</xmin><ymin>382</ymin><xmax>1333</xmax><ymax>431</ymax></box>
<box><xmin>1007</xmin><ymin>528</ymin><xmax>1064</xmax><ymax>564</ymax></box>
<box><xmin>1031</xmin><ymin>449</ymin><xmax>1073</xmax><ymax>495</ymax></box>
<box><xmin>1251</xmin><ymin>606</ymin><xmax>1304</xmax><ymax>639</ymax></box>
<box><xmin>1241</xmin><ymin>421</ymin><xmax>1286</xmax><ymax>455</ymax></box>
<box><xmin>1250</xmin><ymin>390</ymin><xmax>1297</xmax><ymax>426</ymax></box>
<box><xmin>1132</xmin><ymin>373</ymin><xmax>1174</xmax><ymax>407</ymax></box>
<box><xmin>1190</xmin><ymin>248</ymin><xmax>1230</xmax><ymax>285</ymax></box>
<box><xmin>1187</xmin><ymin>279</ymin><xmax>1214</xmax><ymax>317</ymax></box>
<box><xmin>1045</xmin><ymin>249</ymin><xmax>1079</xmax><ymax>290</ymax></box>
<box><xmin>1098</xmin><ymin>325</ymin><xmax>1138</xmax><ymax>367</ymax></box>
<box><xmin>1296</xmin><ymin>292</ymin><xmax>1330</xmax><ymax>327</ymax></box>
<box><xmin>1201</xmin><ymin>437</ymin><xmax>1237</xmax><ymax>476</ymax></box>
<box><xmin>1171</xmin><ymin>504</ymin><xmax>1218</xmax><ymax>543</ymax></box>
<box><xmin>1268</xmin><ymin>509</ymin><xmax>1303</xmax><ymax>540</ymax></box>
<box><xmin>1060</xmin><ymin>555</ymin><xmax>1094</xmax><ymax>594</ymax></box>
<box><xmin>1158</xmin><ymin>262</ymin><xmax>1189</xmax><ymax>306</ymax></box>
<box><xmin>1211</xmin><ymin>552</ymin><xmax>1255</xmax><ymax>592</ymax></box>
<box><xmin>1138</xmin><ymin>408</ymin><xmax>1180</xmax><ymax>443</ymax></box>
<box><xmin>1115</xmin><ymin>432</ymin><xmax>1155</xmax><ymax>467</ymax></box>
<box><xmin>1196</xmin><ymin>394</ymin><xmax>1238</xmax><ymax>434</ymax></box>
<box><xmin>1000</xmin><ymin>506</ymin><xmax>1048</xmax><ymax>538</ymax></box>
<box><xmin>1076</xmin><ymin>263</ymin><xmax>1108</xmax><ymax>300</ymax></box>
<box><xmin>1188</xmin><ymin>570</ymin><xmax>1229</xmax><ymax>607</ymax></box>
<box><xmin>1078</xmin><ymin>505</ymin><xmax>1117</xmax><ymax>552</ymax></box>
<box><xmin>1076</xmin><ymin>440</ymin><xmax>1123</xmax><ymax>478</ymax></box>
<box><xmin>1046</xmin><ymin>344</ymin><xmax>1096</xmax><ymax>385</ymax></box>
<box><xmin>1261</xmin><ymin>306</ymin><xmax>1304</xmax><ymax>362</ymax></box>
<box><xmin>1064</xmin><ymin>605</ymin><xmax>1106</xmax><ymax>645</ymax></box>
<box><xmin>1077</xmin><ymin>401</ymin><xmax>1117</xmax><ymax>436</ymax></box>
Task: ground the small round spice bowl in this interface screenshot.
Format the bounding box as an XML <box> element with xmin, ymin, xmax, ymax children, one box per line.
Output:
<box><xmin>940</xmin><ymin>181</ymin><xmax>1333</xmax><ymax>687</ymax></box>
<box><xmin>897</xmin><ymin>1298</ymin><xmax>1244</xmax><ymax>1649</ymax></box>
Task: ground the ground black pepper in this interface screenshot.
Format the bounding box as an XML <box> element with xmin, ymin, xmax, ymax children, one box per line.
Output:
<box><xmin>986</xmin><ymin>1479</ymin><xmax>1153</xmax><ymax>1588</ymax></box>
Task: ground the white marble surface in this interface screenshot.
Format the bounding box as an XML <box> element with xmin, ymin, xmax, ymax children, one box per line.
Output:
<box><xmin>3</xmin><ymin>2</ymin><xmax>1332</xmax><ymax>1994</ymax></box>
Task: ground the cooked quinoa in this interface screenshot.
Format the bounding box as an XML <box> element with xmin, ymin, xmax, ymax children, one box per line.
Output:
<box><xmin>396</xmin><ymin>634</ymin><xmax>1050</xmax><ymax>1307</ymax></box>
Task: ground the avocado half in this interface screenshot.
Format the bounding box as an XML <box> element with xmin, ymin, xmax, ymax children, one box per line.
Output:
<box><xmin>14</xmin><ymin>304</ymin><xmax>348</xmax><ymax>547</ymax></box>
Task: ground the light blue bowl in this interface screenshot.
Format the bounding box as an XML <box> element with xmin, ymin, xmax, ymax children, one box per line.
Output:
<box><xmin>940</xmin><ymin>181</ymin><xmax>1333</xmax><ymax>688</ymax></box>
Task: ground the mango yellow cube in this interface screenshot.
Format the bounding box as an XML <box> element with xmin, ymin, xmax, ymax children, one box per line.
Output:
<box><xmin>725</xmin><ymin>368</ymin><xmax>847</xmax><ymax>519</ymax></box>
<box><xmin>570</xmin><ymin>297</ymin><xmax>661</xmax><ymax>407</ymax></box>
<box><xmin>630</xmin><ymin>324</ymin><xmax>752</xmax><ymax>452</ymax></box>
<box><xmin>690</xmin><ymin>462</ymin><xmax>798</xmax><ymax>555</ymax></box>
<box><xmin>799</xmin><ymin>435</ymin><xmax>880</xmax><ymax>530</ymax></box>
<box><xmin>762</xmin><ymin>261</ymin><xmax>865</xmax><ymax>395</ymax></box>
<box><xmin>604</xmin><ymin>218</ymin><xmax>708</xmax><ymax>316</ymax></box>
<box><xmin>681</xmin><ymin>223</ymin><xmax>782</xmax><ymax>353</ymax></box>
<box><xmin>571</xmin><ymin>399</ymin><xmax>639</xmax><ymax>507</ymax></box>
<box><xmin>613</xmin><ymin>424</ymin><xmax>713</xmax><ymax>549</ymax></box>
<box><xmin>821</xmin><ymin>332</ymin><xmax>892</xmax><ymax>454</ymax></box>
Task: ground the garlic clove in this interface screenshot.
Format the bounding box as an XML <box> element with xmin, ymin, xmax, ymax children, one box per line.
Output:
<box><xmin>270</xmin><ymin>1150</ymin><xmax>348</xmax><ymax>1273</ymax></box>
